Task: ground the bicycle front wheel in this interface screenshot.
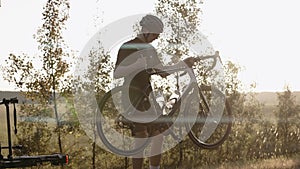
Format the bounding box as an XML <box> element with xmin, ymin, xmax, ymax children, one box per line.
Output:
<box><xmin>96</xmin><ymin>86</ymin><xmax>151</xmax><ymax>156</ymax></box>
<box><xmin>186</xmin><ymin>85</ymin><xmax>233</xmax><ymax>149</ymax></box>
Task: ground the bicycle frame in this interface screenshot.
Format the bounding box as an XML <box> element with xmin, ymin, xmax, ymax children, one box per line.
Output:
<box><xmin>141</xmin><ymin>51</ymin><xmax>229</xmax><ymax>141</ymax></box>
<box><xmin>148</xmin><ymin>53</ymin><xmax>218</xmax><ymax>118</ymax></box>
<box><xmin>118</xmin><ymin>52</ymin><xmax>221</xmax><ymax>133</ymax></box>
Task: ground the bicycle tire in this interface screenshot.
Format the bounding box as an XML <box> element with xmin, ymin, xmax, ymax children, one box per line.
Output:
<box><xmin>96</xmin><ymin>86</ymin><xmax>151</xmax><ymax>156</ymax></box>
<box><xmin>186</xmin><ymin>85</ymin><xmax>232</xmax><ymax>149</ymax></box>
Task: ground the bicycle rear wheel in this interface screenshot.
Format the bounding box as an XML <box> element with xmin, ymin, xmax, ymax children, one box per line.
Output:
<box><xmin>96</xmin><ymin>86</ymin><xmax>151</xmax><ymax>156</ymax></box>
<box><xmin>186</xmin><ymin>85</ymin><xmax>232</xmax><ymax>149</ymax></box>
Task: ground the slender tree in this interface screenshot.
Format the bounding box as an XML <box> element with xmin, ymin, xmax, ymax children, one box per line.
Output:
<box><xmin>3</xmin><ymin>0</ymin><xmax>73</xmax><ymax>156</ymax></box>
<box><xmin>275</xmin><ymin>86</ymin><xmax>300</xmax><ymax>155</ymax></box>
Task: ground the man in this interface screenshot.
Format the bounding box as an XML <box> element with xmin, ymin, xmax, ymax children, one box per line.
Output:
<box><xmin>114</xmin><ymin>14</ymin><xmax>195</xmax><ymax>169</ymax></box>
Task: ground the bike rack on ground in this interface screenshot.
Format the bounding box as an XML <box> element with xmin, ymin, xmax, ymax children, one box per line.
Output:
<box><xmin>0</xmin><ymin>98</ymin><xmax>68</xmax><ymax>168</ymax></box>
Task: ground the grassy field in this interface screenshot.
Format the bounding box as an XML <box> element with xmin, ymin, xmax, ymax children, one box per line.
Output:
<box><xmin>178</xmin><ymin>154</ymin><xmax>300</xmax><ymax>169</ymax></box>
<box><xmin>1</xmin><ymin>92</ymin><xmax>299</xmax><ymax>168</ymax></box>
<box><xmin>213</xmin><ymin>155</ymin><xmax>300</xmax><ymax>169</ymax></box>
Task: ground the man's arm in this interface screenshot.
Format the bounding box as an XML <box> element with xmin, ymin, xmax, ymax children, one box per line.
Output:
<box><xmin>153</xmin><ymin>57</ymin><xmax>195</xmax><ymax>77</ymax></box>
<box><xmin>113</xmin><ymin>57</ymin><xmax>147</xmax><ymax>79</ymax></box>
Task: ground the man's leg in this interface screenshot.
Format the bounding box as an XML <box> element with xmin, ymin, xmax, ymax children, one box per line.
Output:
<box><xmin>132</xmin><ymin>157</ymin><xmax>143</xmax><ymax>169</ymax></box>
<box><xmin>149</xmin><ymin>97</ymin><xmax>164</xmax><ymax>169</ymax></box>
<box><xmin>132</xmin><ymin>124</ymin><xmax>148</xmax><ymax>169</ymax></box>
<box><xmin>149</xmin><ymin>130</ymin><xmax>164</xmax><ymax>168</ymax></box>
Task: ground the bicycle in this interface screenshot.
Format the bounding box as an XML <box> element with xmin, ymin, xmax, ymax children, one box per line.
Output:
<box><xmin>96</xmin><ymin>51</ymin><xmax>233</xmax><ymax>156</ymax></box>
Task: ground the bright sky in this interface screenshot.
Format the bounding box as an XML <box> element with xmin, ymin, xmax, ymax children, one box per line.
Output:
<box><xmin>0</xmin><ymin>0</ymin><xmax>300</xmax><ymax>92</ymax></box>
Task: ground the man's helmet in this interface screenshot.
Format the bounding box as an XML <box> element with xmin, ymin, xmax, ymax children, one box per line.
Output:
<box><xmin>140</xmin><ymin>14</ymin><xmax>164</xmax><ymax>34</ymax></box>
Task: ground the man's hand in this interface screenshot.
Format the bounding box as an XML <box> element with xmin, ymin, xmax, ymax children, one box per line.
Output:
<box><xmin>159</xmin><ymin>71</ymin><xmax>169</xmax><ymax>78</ymax></box>
<box><xmin>183</xmin><ymin>57</ymin><xmax>196</xmax><ymax>68</ymax></box>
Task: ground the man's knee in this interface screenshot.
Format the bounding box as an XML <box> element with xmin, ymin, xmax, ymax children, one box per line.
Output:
<box><xmin>132</xmin><ymin>124</ymin><xmax>148</xmax><ymax>138</ymax></box>
<box><xmin>133</xmin><ymin>130</ymin><xmax>148</xmax><ymax>138</ymax></box>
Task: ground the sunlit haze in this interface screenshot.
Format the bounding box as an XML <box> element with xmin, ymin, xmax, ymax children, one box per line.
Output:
<box><xmin>1</xmin><ymin>0</ymin><xmax>299</xmax><ymax>92</ymax></box>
